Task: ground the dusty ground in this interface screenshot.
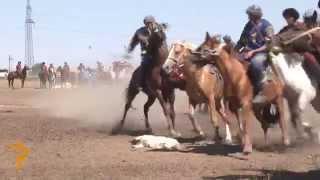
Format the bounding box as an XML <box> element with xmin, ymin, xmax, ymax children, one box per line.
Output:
<box><xmin>0</xmin><ymin>79</ymin><xmax>320</xmax><ymax>180</ymax></box>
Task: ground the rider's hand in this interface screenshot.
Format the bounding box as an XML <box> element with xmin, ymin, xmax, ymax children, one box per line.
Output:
<box><xmin>244</xmin><ymin>50</ymin><xmax>255</xmax><ymax>59</ymax></box>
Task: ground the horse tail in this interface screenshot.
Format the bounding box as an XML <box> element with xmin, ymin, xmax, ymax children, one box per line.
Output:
<box><xmin>262</xmin><ymin>103</ymin><xmax>280</xmax><ymax>124</ymax></box>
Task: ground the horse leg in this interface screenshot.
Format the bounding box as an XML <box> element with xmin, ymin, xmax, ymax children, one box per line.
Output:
<box><xmin>11</xmin><ymin>79</ymin><xmax>14</xmax><ymax>89</ymax></box>
<box><xmin>155</xmin><ymin>89</ymin><xmax>181</xmax><ymax>138</ymax></box>
<box><xmin>188</xmin><ymin>99</ymin><xmax>205</xmax><ymax>138</ymax></box>
<box><xmin>21</xmin><ymin>79</ymin><xmax>24</xmax><ymax>88</ymax></box>
<box><xmin>276</xmin><ymin>97</ymin><xmax>290</xmax><ymax>146</ymax></box>
<box><xmin>240</xmin><ymin>101</ymin><xmax>254</xmax><ymax>154</ymax></box>
<box><xmin>144</xmin><ymin>95</ymin><xmax>156</xmax><ymax>133</ymax></box>
<box><xmin>208</xmin><ymin>96</ymin><xmax>221</xmax><ymax>142</ymax></box>
<box><xmin>167</xmin><ymin>89</ymin><xmax>176</xmax><ymax>129</ymax></box>
<box><xmin>112</xmin><ymin>85</ymin><xmax>139</xmax><ymax>134</ymax></box>
<box><xmin>217</xmin><ymin>99</ymin><xmax>233</xmax><ymax>144</ymax></box>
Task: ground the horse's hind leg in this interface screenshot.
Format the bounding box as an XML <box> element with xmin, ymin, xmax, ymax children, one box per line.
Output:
<box><xmin>144</xmin><ymin>95</ymin><xmax>156</xmax><ymax>133</ymax></box>
<box><xmin>112</xmin><ymin>86</ymin><xmax>139</xmax><ymax>134</ymax></box>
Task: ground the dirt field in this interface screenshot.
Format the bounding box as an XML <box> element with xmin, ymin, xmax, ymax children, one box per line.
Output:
<box><xmin>0</xmin><ymin>79</ymin><xmax>320</xmax><ymax>180</ymax></box>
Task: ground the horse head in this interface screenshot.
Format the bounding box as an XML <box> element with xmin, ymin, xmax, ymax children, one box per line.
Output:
<box><xmin>194</xmin><ymin>32</ymin><xmax>228</xmax><ymax>63</ymax></box>
<box><xmin>163</xmin><ymin>41</ymin><xmax>196</xmax><ymax>74</ymax></box>
<box><xmin>146</xmin><ymin>23</ymin><xmax>169</xmax><ymax>64</ymax></box>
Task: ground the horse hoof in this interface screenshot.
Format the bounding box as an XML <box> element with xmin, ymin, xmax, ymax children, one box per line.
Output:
<box><xmin>145</xmin><ymin>128</ymin><xmax>153</xmax><ymax>134</ymax></box>
<box><xmin>214</xmin><ymin>136</ymin><xmax>223</xmax><ymax>144</ymax></box>
<box><xmin>171</xmin><ymin>131</ymin><xmax>182</xmax><ymax>138</ymax></box>
<box><xmin>111</xmin><ymin>125</ymin><xmax>123</xmax><ymax>135</ymax></box>
<box><xmin>283</xmin><ymin>138</ymin><xmax>291</xmax><ymax>146</ymax></box>
<box><xmin>224</xmin><ymin>139</ymin><xmax>233</xmax><ymax>145</ymax></box>
<box><xmin>243</xmin><ymin>144</ymin><xmax>253</xmax><ymax>155</ymax></box>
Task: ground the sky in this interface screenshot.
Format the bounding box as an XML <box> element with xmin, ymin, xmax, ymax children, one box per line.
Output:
<box><xmin>0</xmin><ymin>0</ymin><xmax>318</xmax><ymax>68</ymax></box>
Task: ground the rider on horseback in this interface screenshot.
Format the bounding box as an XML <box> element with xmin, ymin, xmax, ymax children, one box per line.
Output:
<box><xmin>16</xmin><ymin>61</ymin><xmax>22</xmax><ymax>77</ymax></box>
<box><xmin>235</xmin><ymin>5</ymin><xmax>274</xmax><ymax>102</ymax></box>
<box><xmin>97</xmin><ymin>61</ymin><xmax>104</xmax><ymax>73</ymax></box>
<box><xmin>127</xmin><ymin>15</ymin><xmax>157</xmax><ymax>90</ymax></box>
<box><xmin>302</xmin><ymin>9</ymin><xmax>320</xmax><ymax>87</ymax></box>
<box><xmin>41</xmin><ymin>62</ymin><xmax>47</xmax><ymax>73</ymax></box>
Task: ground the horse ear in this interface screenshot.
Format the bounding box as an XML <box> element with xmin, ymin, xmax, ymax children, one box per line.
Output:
<box><xmin>205</xmin><ymin>32</ymin><xmax>211</xmax><ymax>42</ymax></box>
<box><xmin>160</xmin><ymin>23</ymin><xmax>169</xmax><ymax>30</ymax></box>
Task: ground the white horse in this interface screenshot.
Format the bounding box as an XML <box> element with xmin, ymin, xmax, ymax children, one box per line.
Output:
<box><xmin>269</xmin><ymin>50</ymin><xmax>319</xmax><ymax>136</ymax></box>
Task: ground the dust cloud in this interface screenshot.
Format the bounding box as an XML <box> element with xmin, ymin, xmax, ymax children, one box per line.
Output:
<box><xmin>25</xmin><ymin>82</ymin><xmax>184</xmax><ymax>133</ymax></box>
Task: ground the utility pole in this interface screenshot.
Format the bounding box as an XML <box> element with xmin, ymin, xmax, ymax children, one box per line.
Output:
<box><xmin>25</xmin><ymin>0</ymin><xmax>35</xmax><ymax>67</ymax></box>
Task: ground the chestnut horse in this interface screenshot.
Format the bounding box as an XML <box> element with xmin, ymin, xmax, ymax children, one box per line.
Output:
<box><xmin>196</xmin><ymin>33</ymin><xmax>289</xmax><ymax>153</ymax></box>
<box><xmin>112</xmin><ymin>23</ymin><xmax>181</xmax><ymax>137</ymax></box>
<box><xmin>163</xmin><ymin>41</ymin><xmax>232</xmax><ymax>143</ymax></box>
<box><xmin>8</xmin><ymin>66</ymin><xmax>29</xmax><ymax>89</ymax></box>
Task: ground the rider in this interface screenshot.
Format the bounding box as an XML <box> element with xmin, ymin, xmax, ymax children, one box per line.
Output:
<box><xmin>63</xmin><ymin>62</ymin><xmax>70</xmax><ymax>82</ymax></box>
<box><xmin>235</xmin><ymin>5</ymin><xmax>274</xmax><ymax>102</ymax></box>
<box><xmin>97</xmin><ymin>61</ymin><xmax>104</xmax><ymax>73</ymax></box>
<box><xmin>302</xmin><ymin>9</ymin><xmax>320</xmax><ymax>86</ymax></box>
<box><xmin>48</xmin><ymin>64</ymin><xmax>55</xmax><ymax>74</ymax></box>
<box><xmin>279</xmin><ymin>8</ymin><xmax>304</xmax><ymax>34</ymax></box>
<box><xmin>16</xmin><ymin>61</ymin><xmax>22</xmax><ymax>76</ymax></box>
<box><xmin>78</xmin><ymin>63</ymin><xmax>86</xmax><ymax>73</ymax></box>
<box><xmin>303</xmin><ymin>9</ymin><xmax>319</xmax><ymax>29</ymax></box>
<box><xmin>127</xmin><ymin>15</ymin><xmax>158</xmax><ymax>90</ymax></box>
<box><xmin>41</xmin><ymin>62</ymin><xmax>48</xmax><ymax>73</ymax></box>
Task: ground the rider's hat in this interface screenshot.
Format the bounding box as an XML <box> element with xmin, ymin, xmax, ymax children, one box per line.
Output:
<box><xmin>283</xmin><ymin>8</ymin><xmax>300</xmax><ymax>20</ymax></box>
<box><xmin>246</xmin><ymin>5</ymin><xmax>263</xmax><ymax>17</ymax></box>
<box><xmin>144</xmin><ymin>15</ymin><xmax>156</xmax><ymax>24</ymax></box>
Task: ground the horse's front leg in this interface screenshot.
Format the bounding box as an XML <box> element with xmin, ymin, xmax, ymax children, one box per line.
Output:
<box><xmin>188</xmin><ymin>99</ymin><xmax>205</xmax><ymax>138</ymax></box>
<box><xmin>155</xmin><ymin>89</ymin><xmax>181</xmax><ymax>138</ymax></box>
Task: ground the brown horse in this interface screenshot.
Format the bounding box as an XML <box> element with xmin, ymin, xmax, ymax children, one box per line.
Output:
<box><xmin>197</xmin><ymin>33</ymin><xmax>290</xmax><ymax>153</ymax></box>
<box><xmin>38</xmin><ymin>69</ymin><xmax>48</xmax><ymax>89</ymax></box>
<box><xmin>8</xmin><ymin>66</ymin><xmax>29</xmax><ymax>89</ymax></box>
<box><xmin>163</xmin><ymin>41</ymin><xmax>232</xmax><ymax>143</ymax></box>
<box><xmin>112</xmin><ymin>23</ymin><xmax>181</xmax><ymax>137</ymax></box>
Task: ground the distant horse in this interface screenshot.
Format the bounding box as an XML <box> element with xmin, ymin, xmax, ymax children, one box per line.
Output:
<box><xmin>57</xmin><ymin>66</ymin><xmax>71</xmax><ymax>88</ymax></box>
<box><xmin>48</xmin><ymin>68</ymin><xmax>56</xmax><ymax>89</ymax></box>
<box><xmin>7</xmin><ymin>66</ymin><xmax>29</xmax><ymax>89</ymax></box>
<box><xmin>112</xmin><ymin>23</ymin><xmax>182</xmax><ymax>137</ymax></box>
<box><xmin>38</xmin><ymin>69</ymin><xmax>48</xmax><ymax>89</ymax></box>
<box><xmin>112</xmin><ymin>61</ymin><xmax>133</xmax><ymax>80</ymax></box>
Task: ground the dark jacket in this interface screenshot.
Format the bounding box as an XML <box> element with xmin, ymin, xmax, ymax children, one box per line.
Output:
<box><xmin>128</xmin><ymin>27</ymin><xmax>151</xmax><ymax>55</ymax></box>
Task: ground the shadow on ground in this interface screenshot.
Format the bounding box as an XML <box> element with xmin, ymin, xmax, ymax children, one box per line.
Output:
<box><xmin>204</xmin><ymin>169</ymin><xmax>320</xmax><ymax>180</ymax></box>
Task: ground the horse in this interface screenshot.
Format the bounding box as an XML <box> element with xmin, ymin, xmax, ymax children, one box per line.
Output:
<box><xmin>7</xmin><ymin>66</ymin><xmax>29</xmax><ymax>89</ymax></box>
<box><xmin>48</xmin><ymin>69</ymin><xmax>56</xmax><ymax>89</ymax></box>
<box><xmin>57</xmin><ymin>66</ymin><xmax>71</xmax><ymax>88</ymax></box>
<box><xmin>268</xmin><ymin>28</ymin><xmax>320</xmax><ymax>138</ymax></box>
<box><xmin>112</xmin><ymin>23</ymin><xmax>182</xmax><ymax>137</ymax></box>
<box><xmin>112</xmin><ymin>61</ymin><xmax>129</xmax><ymax>80</ymax></box>
<box><xmin>197</xmin><ymin>33</ymin><xmax>289</xmax><ymax>154</ymax></box>
<box><xmin>163</xmin><ymin>41</ymin><xmax>233</xmax><ymax>143</ymax></box>
<box><xmin>38</xmin><ymin>69</ymin><xmax>48</xmax><ymax>89</ymax></box>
